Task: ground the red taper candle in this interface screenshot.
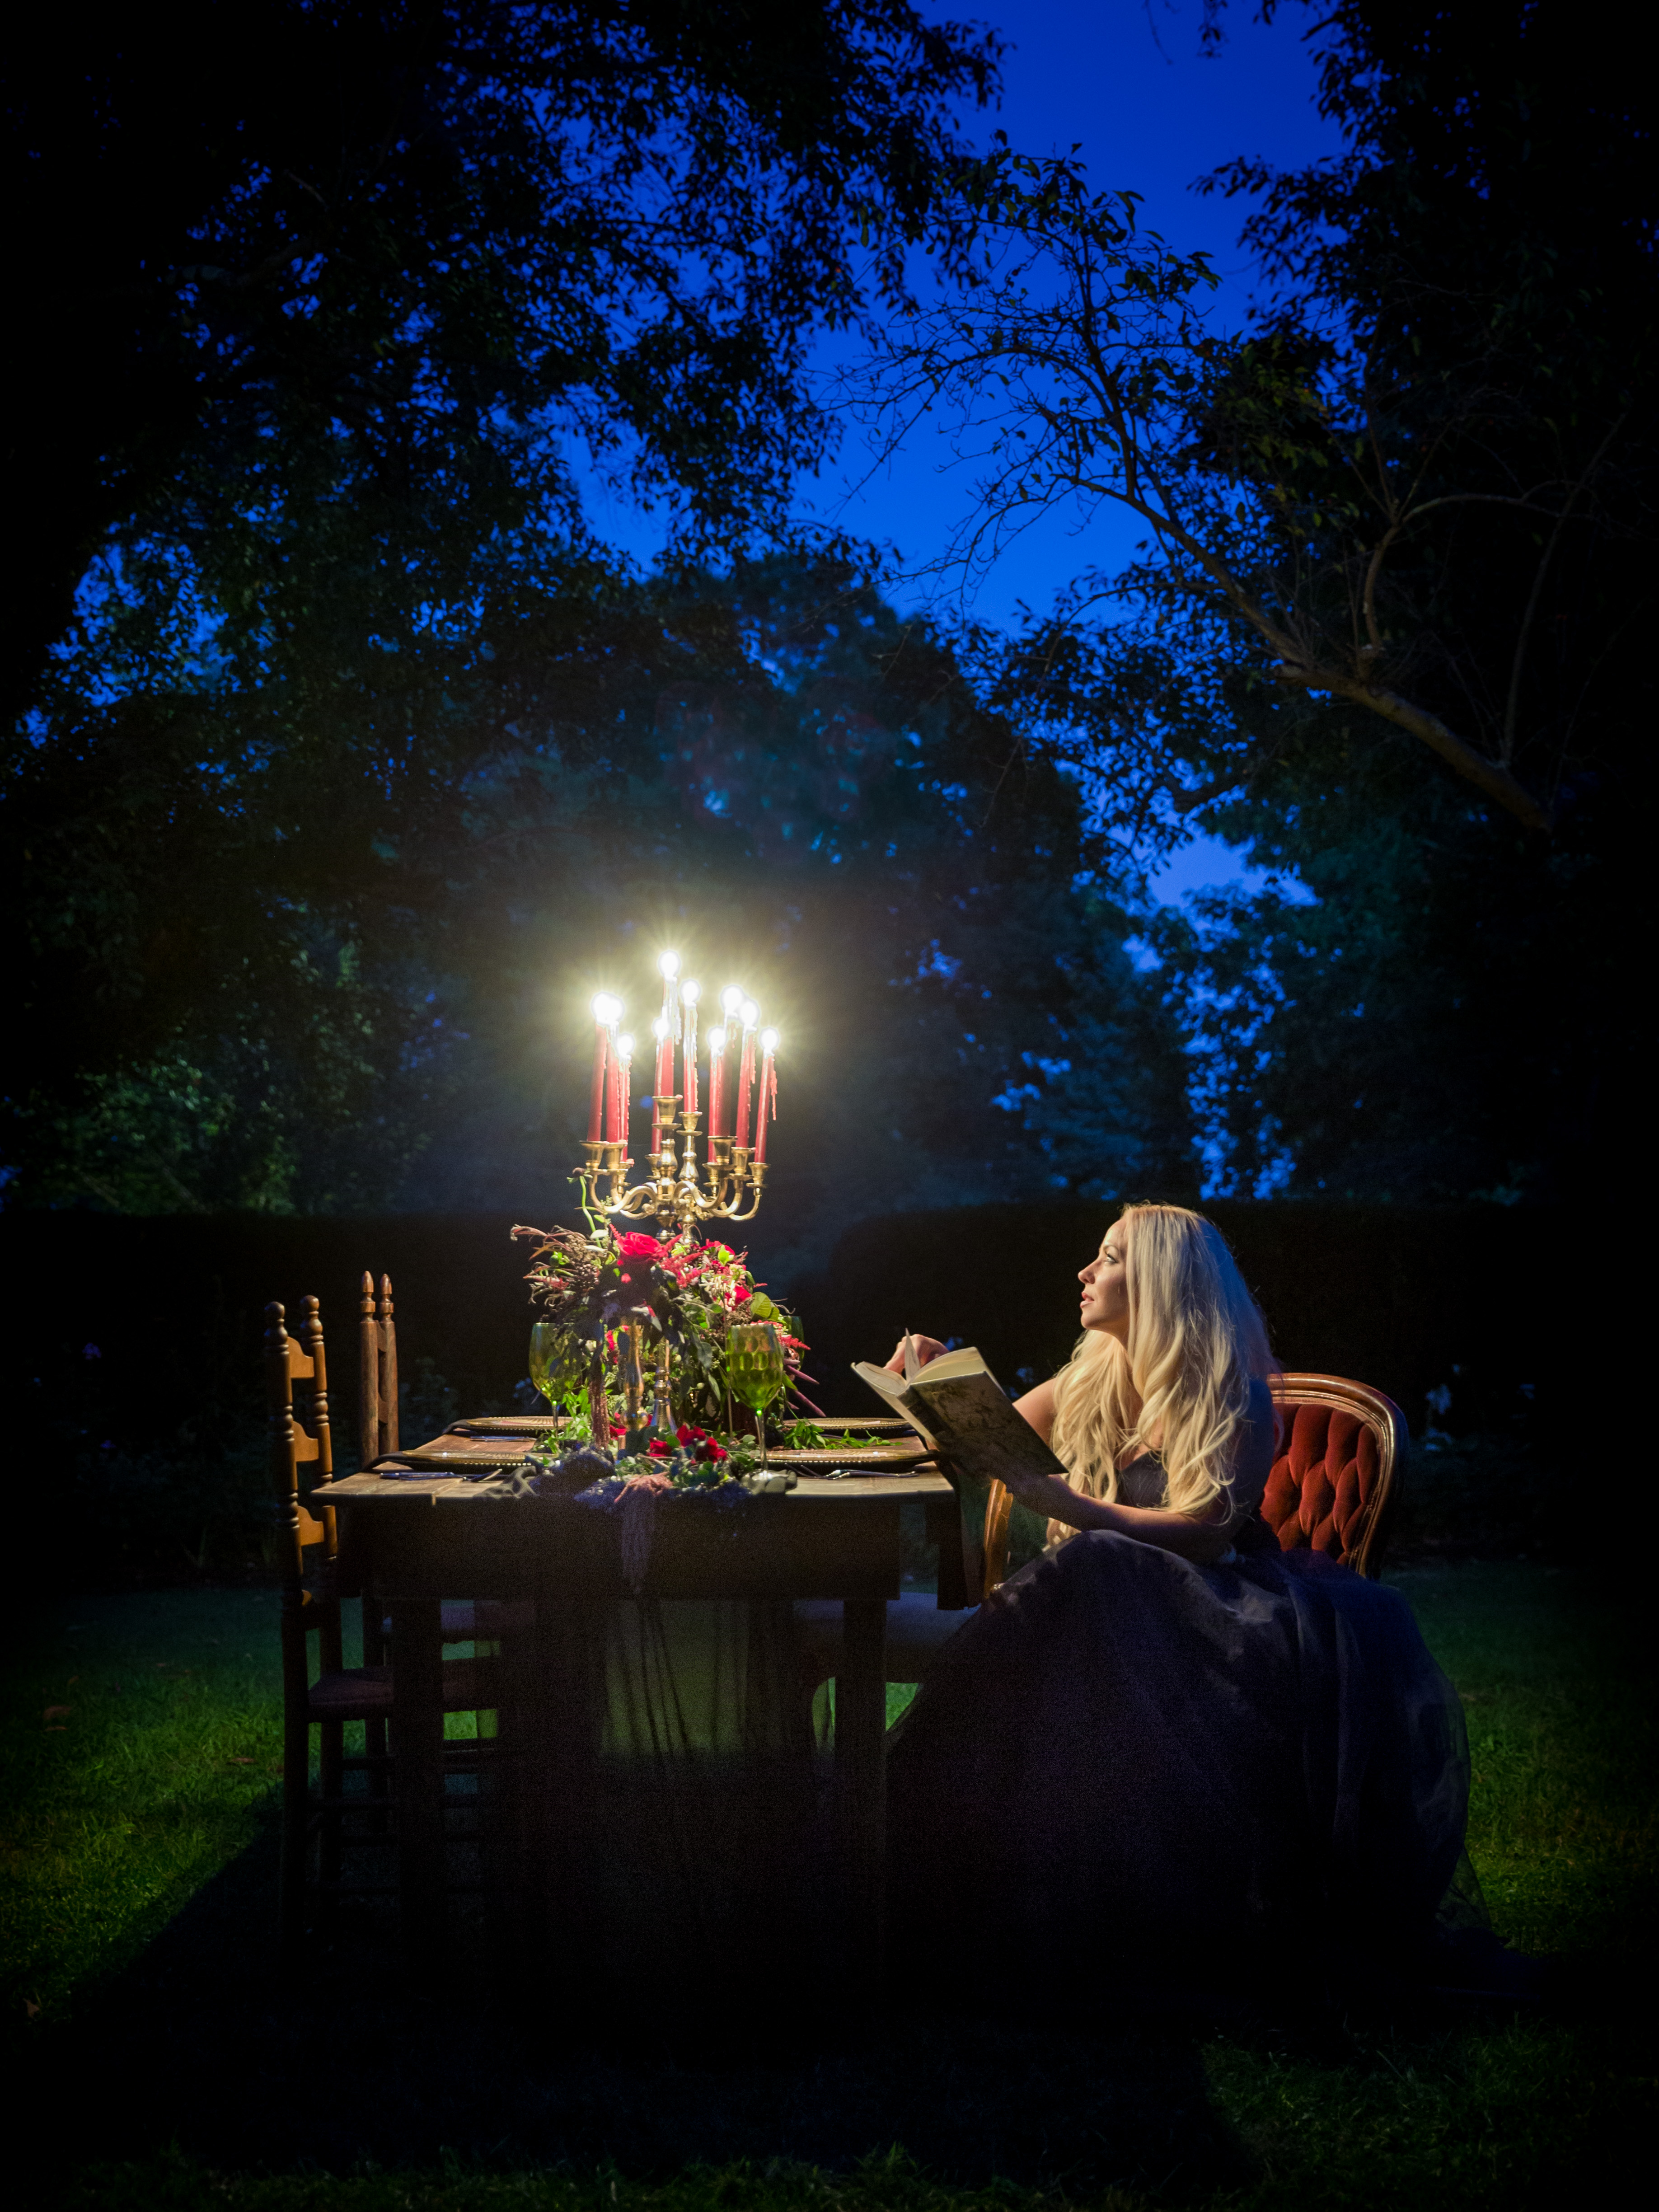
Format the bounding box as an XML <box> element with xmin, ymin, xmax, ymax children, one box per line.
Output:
<box><xmin>681</xmin><ymin>982</ymin><xmax>700</xmax><ymax>1120</ymax></box>
<box><xmin>734</xmin><ymin>1000</ymin><xmax>759</xmax><ymax>1152</ymax></box>
<box><xmin>616</xmin><ymin>1034</ymin><xmax>633</xmax><ymax>1156</ymax></box>
<box><xmin>753</xmin><ymin>1029</ymin><xmax>778</xmax><ymax>1164</ymax></box>
<box><xmin>706</xmin><ymin>1026</ymin><xmax>727</xmax><ymax>1145</ymax></box>
<box><xmin>588</xmin><ymin>994</ymin><xmax>619</xmax><ymax>1141</ymax></box>
<box><xmin>651</xmin><ymin>1016</ymin><xmax>673</xmax><ymax>1153</ymax></box>
<box><xmin>606</xmin><ymin>1021</ymin><xmax>624</xmax><ymax>1144</ymax></box>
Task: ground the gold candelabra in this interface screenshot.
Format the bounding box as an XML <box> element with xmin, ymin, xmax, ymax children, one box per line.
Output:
<box><xmin>578</xmin><ymin>1094</ymin><xmax>767</xmax><ymax>1235</ymax></box>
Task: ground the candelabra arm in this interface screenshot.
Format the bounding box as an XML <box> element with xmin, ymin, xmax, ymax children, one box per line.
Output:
<box><xmin>724</xmin><ymin>1154</ymin><xmax>767</xmax><ymax>1222</ymax></box>
<box><xmin>577</xmin><ymin>1112</ymin><xmax>765</xmax><ymax>1237</ymax></box>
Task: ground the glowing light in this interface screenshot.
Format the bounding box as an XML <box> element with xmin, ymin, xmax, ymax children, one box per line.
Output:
<box><xmin>659</xmin><ymin>951</ymin><xmax>680</xmax><ymax>979</ymax></box>
<box><xmin>682</xmin><ymin>979</ymin><xmax>700</xmax><ymax>1006</ymax></box>
<box><xmin>721</xmin><ymin>985</ymin><xmax>744</xmax><ymax>1017</ymax></box>
<box><xmin>652</xmin><ymin>1015</ymin><xmax>667</xmax><ymax>1040</ymax></box>
<box><xmin>740</xmin><ymin>999</ymin><xmax>759</xmax><ymax>1028</ymax></box>
<box><xmin>617</xmin><ymin>1033</ymin><xmax>634</xmax><ymax>1059</ymax></box>
<box><xmin>708</xmin><ymin>1026</ymin><xmax>727</xmax><ymax>1053</ymax></box>
<box><xmin>759</xmin><ymin>1028</ymin><xmax>778</xmax><ymax>1054</ymax></box>
<box><xmin>591</xmin><ymin>993</ymin><xmax>622</xmax><ymax>1025</ymax></box>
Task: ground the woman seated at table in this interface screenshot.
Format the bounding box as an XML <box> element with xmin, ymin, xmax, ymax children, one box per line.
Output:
<box><xmin>885</xmin><ymin>1201</ymin><xmax>1494</xmax><ymax>2000</ymax></box>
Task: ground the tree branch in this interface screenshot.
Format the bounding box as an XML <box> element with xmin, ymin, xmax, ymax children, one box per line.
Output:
<box><xmin>1162</xmin><ymin>753</ymin><xmax>1272</xmax><ymax>812</ymax></box>
<box><xmin>1277</xmin><ymin>664</ymin><xmax>1554</xmax><ymax>830</ymax></box>
<box><xmin>1502</xmin><ymin>412</ymin><xmax>1627</xmax><ymax>763</ymax></box>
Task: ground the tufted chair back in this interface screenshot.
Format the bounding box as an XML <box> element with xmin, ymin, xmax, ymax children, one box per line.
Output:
<box><xmin>1261</xmin><ymin>1373</ymin><xmax>1405</xmax><ymax>1578</ymax></box>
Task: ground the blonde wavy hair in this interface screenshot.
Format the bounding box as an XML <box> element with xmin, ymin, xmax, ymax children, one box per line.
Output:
<box><xmin>1048</xmin><ymin>1204</ymin><xmax>1276</xmax><ymax>1539</ymax></box>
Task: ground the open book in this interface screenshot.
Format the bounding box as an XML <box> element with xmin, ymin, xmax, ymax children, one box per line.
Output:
<box><xmin>851</xmin><ymin>1337</ymin><xmax>1067</xmax><ymax>1490</ymax></box>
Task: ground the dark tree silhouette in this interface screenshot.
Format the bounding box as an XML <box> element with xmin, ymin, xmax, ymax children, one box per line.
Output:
<box><xmin>5</xmin><ymin>0</ymin><xmax>1002</xmax><ymax>717</ymax></box>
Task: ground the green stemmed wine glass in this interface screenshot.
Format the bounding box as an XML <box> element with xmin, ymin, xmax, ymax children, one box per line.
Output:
<box><xmin>726</xmin><ymin>1321</ymin><xmax>787</xmax><ymax>1471</ymax></box>
<box><xmin>529</xmin><ymin>1323</ymin><xmax>585</xmax><ymax>1436</ymax></box>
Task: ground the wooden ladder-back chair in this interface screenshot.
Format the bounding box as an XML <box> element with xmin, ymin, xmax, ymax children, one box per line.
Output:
<box><xmin>268</xmin><ymin>1294</ymin><xmax>496</xmax><ymax>1960</ymax></box>
<box><xmin>269</xmin><ymin>1295</ymin><xmax>394</xmax><ymax>1955</ymax></box>
<box><xmin>357</xmin><ymin>1272</ymin><xmax>397</xmax><ymax>1679</ymax></box>
<box><xmin>360</xmin><ymin>1270</ymin><xmax>399</xmax><ymax>1466</ymax></box>
<box><xmin>358</xmin><ymin>1270</ymin><xmax>524</xmax><ymax>1646</ymax></box>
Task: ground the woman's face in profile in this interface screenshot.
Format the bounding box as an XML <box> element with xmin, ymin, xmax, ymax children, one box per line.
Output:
<box><xmin>1079</xmin><ymin>1224</ymin><xmax>1130</xmax><ymax>1338</ymax></box>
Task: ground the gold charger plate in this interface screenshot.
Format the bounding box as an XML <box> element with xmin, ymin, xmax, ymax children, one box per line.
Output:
<box><xmin>759</xmin><ymin>1440</ymin><xmax>932</xmax><ymax>1470</ymax></box>
<box><xmin>445</xmin><ymin>1414</ymin><xmax>912</xmax><ymax>1439</ymax></box>
<box><xmin>380</xmin><ymin>1419</ymin><xmax>924</xmax><ymax>1475</ymax></box>
<box><xmin>381</xmin><ymin>1435</ymin><xmax>532</xmax><ymax>1472</ymax></box>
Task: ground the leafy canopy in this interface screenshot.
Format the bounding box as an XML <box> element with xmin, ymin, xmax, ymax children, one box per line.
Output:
<box><xmin>7</xmin><ymin>0</ymin><xmax>1003</xmax><ymax>716</ymax></box>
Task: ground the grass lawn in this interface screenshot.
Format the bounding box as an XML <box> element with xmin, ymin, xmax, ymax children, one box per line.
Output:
<box><xmin>5</xmin><ymin>1564</ymin><xmax>1652</xmax><ymax>2207</ymax></box>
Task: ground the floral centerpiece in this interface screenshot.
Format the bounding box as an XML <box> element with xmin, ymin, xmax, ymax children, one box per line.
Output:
<box><xmin>511</xmin><ymin>1221</ymin><xmax>814</xmax><ymax>1448</ymax></box>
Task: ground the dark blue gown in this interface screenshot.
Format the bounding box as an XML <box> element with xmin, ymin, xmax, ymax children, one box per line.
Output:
<box><xmin>887</xmin><ymin>1384</ymin><xmax>1484</xmax><ymax>2000</ymax></box>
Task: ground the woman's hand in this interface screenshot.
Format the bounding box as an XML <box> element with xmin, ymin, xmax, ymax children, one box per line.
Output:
<box><xmin>882</xmin><ymin>1333</ymin><xmax>950</xmax><ymax>1375</ymax></box>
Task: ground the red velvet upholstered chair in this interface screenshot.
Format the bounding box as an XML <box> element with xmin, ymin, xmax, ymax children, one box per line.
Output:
<box><xmin>979</xmin><ymin>1368</ymin><xmax>1404</xmax><ymax>1594</ymax></box>
<box><xmin>1258</xmin><ymin>1371</ymin><xmax>1403</xmax><ymax>1577</ymax></box>
<box><xmin>801</xmin><ymin>1370</ymin><xmax>1406</xmax><ymax>1695</ymax></box>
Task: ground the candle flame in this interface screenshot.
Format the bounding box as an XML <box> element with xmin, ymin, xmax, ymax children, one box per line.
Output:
<box><xmin>740</xmin><ymin>999</ymin><xmax>759</xmax><ymax>1029</ymax></box>
<box><xmin>708</xmin><ymin>1026</ymin><xmax>727</xmax><ymax>1053</ymax></box>
<box><xmin>720</xmin><ymin>985</ymin><xmax>744</xmax><ymax>1017</ymax></box>
<box><xmin>682</xmin><ymin>979</ymin><xmax>701</xmax><ymax>1005</ymax></box>
<box><xmin>616</xmin><ymin>1033</ymin><xmax>634</xmax><ymax>1059</ymax></box>
<box><xmin>652</xmin><ymin>1015</ymin><xmax>668</xmax><ymax>1040</ymax></box>
<box><xmin>591</xmin><ymin>993</ymin><xmax>622</xmax><ymax>1025</ymax></box>
<box><xmin>659</xmin><ymin>951</ymin><xmax>680</xmax><ymax>979</ymax></box>
<box><xmin>759</xmin><ymin>1027</ymin><xmax>778</xmax><ymax>1053</ymax></box>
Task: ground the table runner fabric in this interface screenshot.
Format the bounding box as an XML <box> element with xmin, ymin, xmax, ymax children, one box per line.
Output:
<box><xmin>494</xmin><ymin>1592</ymin><xmax>825</xmax><ymax>2032</ymax></box>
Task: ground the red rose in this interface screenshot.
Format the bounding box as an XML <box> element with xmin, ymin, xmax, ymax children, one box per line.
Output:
<box><xmin>648</xmin><ymin>1438</ymin><xmax>672</xmax><ymax>1457</ymax></box>
<box><xmin>616</xmin><ymin>1232</ymin><xmax>664</xmax><ymax>1259</ymax></box>
<box><xmin>732</xmin><ymin>1285</ymin><xmax>751</xmax><ymax>1303</ymax></box>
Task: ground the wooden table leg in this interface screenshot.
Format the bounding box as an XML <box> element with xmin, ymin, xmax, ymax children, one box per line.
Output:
<box><xmin>836</xmin><ymin>1597</ymin><xmax>888</xmax><ymax>2003</ymax></box>
<box><xmin>927</xmin><ymin>1493</ymin><xmax>970</xmax><ymax>1611</ymax></box>
<box><xmin>389</xmin><ymin>1597</ymin><xmax>446</xmax><ymax>1964</ymax></box>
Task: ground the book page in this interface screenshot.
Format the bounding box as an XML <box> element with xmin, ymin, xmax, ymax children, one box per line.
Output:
<box><xmin>854</xmin><ymin>1348</ymin><xmax>1066</xmax><ymax>1489</ymax></box>
<box><xmin>910</xmin><ymin>1369</ymin><xmax>1067</xmax><ymax>1488</ymax></box>
<box><xmin>903</xmin><ymin>1345</ymin><xmax>992</xmax><ymax>1386</ymax></box>
<box><xmin>851</xmin><ymin>1359</ymin><xmax>909</xmax><ymax>1408</ymax></box>
<box><xmin>850</xmin><ymin>1359</ymin><xmax>941</xmax><ymax>1450</ymax></box>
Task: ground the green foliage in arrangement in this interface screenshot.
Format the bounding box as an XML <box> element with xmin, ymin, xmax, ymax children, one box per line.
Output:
<box><xmin>520</xmin><ymin>1225</ymin><xmax>807</xmax><ymax>1431</ymax></box>
<box><xmin>7</xmin><ymin>1563</ymin><xmax>1651</xmax><ymax>2206</ymax></box>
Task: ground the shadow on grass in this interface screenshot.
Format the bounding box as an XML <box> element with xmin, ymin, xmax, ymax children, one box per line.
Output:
<box><xmin>25</xmin><ymin>1818</ymin><xmax>1253</xmax><ymax>2200</ymax></box>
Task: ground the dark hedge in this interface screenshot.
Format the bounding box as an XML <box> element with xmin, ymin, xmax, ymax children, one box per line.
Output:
<box><xmin>5</xmin><ymin>1200</ymin><xmax>1561</xmax><ymax>1582</ymax></box>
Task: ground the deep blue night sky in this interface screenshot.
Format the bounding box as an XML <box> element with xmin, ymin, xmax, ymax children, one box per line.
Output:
<box><xmin>582</xmin><ymin>3</ymin><xmax>1343</xmax><ymax>900</ymax></box>
<box><xmin>809</xmin><ymin>0</ymin><xmax>1340</xmax><ymax>626</ymax></box>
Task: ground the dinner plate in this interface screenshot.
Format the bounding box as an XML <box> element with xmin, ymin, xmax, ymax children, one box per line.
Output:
<box><xmin>381</xmin><ymin>1436</ymin><xmax>533</xmax><ymax>1472</ymax></box>
<box><xmin>443</xmin><ymin>1414</ymin><xmax>914</xmax><ymax>1442</ymax></box>
<box><xmin>757</xmin><ymin>1440</ymin><xmax>932</xmax><ymax>1469</ymax></box>
<box><xmin>380</xmin><ymin>1432</ymin><xmax>932</xmax><ymax>1475</ymax></box>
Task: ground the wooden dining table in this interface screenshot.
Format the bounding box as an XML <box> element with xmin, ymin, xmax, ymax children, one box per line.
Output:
<box><xmin>318</xmin><ymin>1430</ymin><xmax>967</xmax><ymax>2000</ymax></box>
